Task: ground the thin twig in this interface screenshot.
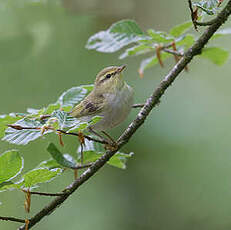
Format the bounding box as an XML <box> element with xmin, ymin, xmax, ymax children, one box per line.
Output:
<box><xmin>188</xmin><ymin>0</ymin><xmax>198</xmax><ymax>30</ymax></box>
<box><xmin>22</xmin><ymin>190</ymin><xmax>65</xmax><ymax>197</ymax></box>
<box><xmin>163</xmin><ymin>48</ymin><xmax>183</xmax><ymax>56</ymax></box>
<box><xmin>0</xmin><ymin>216</ymin><xmax>26</xmax><ymax>223</ymax></box>
<box><xmin>16</xmin><ymin>1</ymin><xmax>231</xmax><ymax>229</ymax></box>
<box><xmin>132</xmin><ymin>103</ymin><xmax>145</xmax><ymax>108</ymax></box>
<box><xmin>70</xmin><ymin>163</ymin><xmax>93</xmax><ymax>170</ymax></box>
<box><xmin>57</xmin><ymin>130</ymin><xmax>108</xmax><ymax>145</ymax></box>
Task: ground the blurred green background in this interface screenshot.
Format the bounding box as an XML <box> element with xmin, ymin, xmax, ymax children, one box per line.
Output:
<box><xmin>1</xmin><ymin>0</ymin><xmax>231</xmax><ymax>229</ymax></box>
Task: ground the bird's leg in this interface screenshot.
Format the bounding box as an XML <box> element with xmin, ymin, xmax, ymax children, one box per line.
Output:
<box><xmin>101</xmin><ymin>131</ymin><xmax>117</xmax><ymax>147</ymax></box>
<box><xmin>88</xmin><ymin>127</ymin><xmax>109</xmax><ymax>144</ymax></box>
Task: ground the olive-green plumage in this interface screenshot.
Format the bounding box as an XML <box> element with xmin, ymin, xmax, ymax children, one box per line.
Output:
<box><xmin>70</xmin><ymin>65</ymin><xmax>134</xmax><ymax>131</ymax></box>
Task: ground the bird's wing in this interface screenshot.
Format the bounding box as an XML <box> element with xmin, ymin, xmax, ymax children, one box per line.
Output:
<box><xmin>70</xmin><ymin>94</ymin><xmax>105</xmax><ymax>118</ymax></box>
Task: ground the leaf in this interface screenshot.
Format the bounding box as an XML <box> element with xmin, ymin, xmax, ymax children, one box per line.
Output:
<box><xmin>0</xmin><ymin>150</ymin><xmax>24</xmax><ymax>183</ymax></box>
<box><xmin>44</xmin><ymin>103</ymin><xmax>61</xmax><ymax>114</ymax></box>
<box><xmin>108</xmin><ymin>152</ymin><xmax>134</xmax><ymax>169</ymax></box>
<box><xmin>57</xmin><ymin>85</ymin><xmax>92</xmax><ymax>107</ymax></box>
<box><xmin>78</xmin><ymin>150</ymin><xmax>103</xmax><ymax>163</ymax></box>
<box><xmin>147</xmin><ymin>29</ymin><xmax>174</xmax><ymax>43</ymax></box>
<box><xmin>212</xmin><ymin>28</ymin><xmax>231</xmax><ymax>39</ymax></box>
<box><xmin>86</xmin><ymin>20</ymin><xmax>146</xmax><ymax>53</ymax></box>
<box><xmin>0</xmin><ymin>181</ymin><xmax>23</xmax><ymax>192</ymax></box>
<box><xmin>2</xmin><ymin>118</ymin><xmax>51</xmax><ymax>145</ymax></box>
<box><xmin>47</xmin><ymin>143</ymin><xmax>77</xmax><ymax>168</ymax></box>
<box><xmin>76</xmin><ymin>139</ymin><xmax>133</xmax><ymax>169</ymax></box>
<box><xmin>89</xmin><ymin>116</ymin><xmax>103</xmax><ymax>125</ymax></box>
<box><xmin>139</xmin><ymin>52</ymin><xmax>171</xmax><ymax>75</ymax></box>
<box><xmin>119</xmin><ymin>44</ymin><xmax>154</xmax><ymax>59</ymax></box>
<box><xmin>51</xmin><ymin>110</ymin><xmax>78</xmax><ymax>129</ymax></box>
<box><xmin>176</xmin><ymin>34</ymin><xmax>195</xmax><ymax>48</ymax></box>
<box><xmin>22</xmin><ymin>168</ymin><xmax>62</xmax><ymax>188</ymax></box>
<box><xmin>200</xmin><ymin>47</ymin><xmax>229</xmax><ymax>65</ymax></box>
<box><xmin>193</xmin><ymin>0</ymin><xmax>219</xmax><ymax>15</ymax></box>
<box><xmin>169</xmin><ymin>21</ymin><xmax>192</xmax><ymax>37</ymax></box>
<box><xmin>38</xmin><ymin>159</ymin><xmax>62</xmax><ymax>170</ymax></box>
<box><xmin>0</xmin><ymin>115</ymin><xmax>21</xmax><ymax>139</ymax></box>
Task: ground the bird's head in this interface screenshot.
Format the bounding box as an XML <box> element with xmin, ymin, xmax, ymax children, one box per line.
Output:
<box><xmin>94</xmin><ymin>65</ymin><xmax>126</xmax><ymax>93</ymax></box>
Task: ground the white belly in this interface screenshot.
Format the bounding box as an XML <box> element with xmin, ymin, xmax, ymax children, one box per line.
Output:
<box><xmin>91</xmin><ymin>83</ymin><xmax>134</xmax><ymax>131</ymax></box>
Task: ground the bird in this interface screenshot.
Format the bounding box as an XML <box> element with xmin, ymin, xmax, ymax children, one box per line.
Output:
<box><xmin>70</xmin><ymin>65</ymin><xmax>134</xmax><ymax>145</ymax></box>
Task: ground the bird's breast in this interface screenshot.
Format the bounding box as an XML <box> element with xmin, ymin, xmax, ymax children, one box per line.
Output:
<box><xmin>92</xmin><ymin>83</ymin><xmax>134</xmax><ymax>131</ymax></box>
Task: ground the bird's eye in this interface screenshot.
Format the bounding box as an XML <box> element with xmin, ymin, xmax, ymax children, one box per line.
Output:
<box><xmin>105</xmin><ymin>73</ymin><xmax>112</xmax><ymax>79</ymax></box>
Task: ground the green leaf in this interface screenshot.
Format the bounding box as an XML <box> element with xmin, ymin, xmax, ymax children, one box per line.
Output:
<box><xmin>47</xmin><ymin>143</ymin><xmax>77</xmax><ymax>168</ymax></box>
<box><xmin>2</xmin><ymin>118</ymin><xmax>51</xmax><ymax>145</ymax></box>
<box><xmin>89</xmin><ymin>116</ymin><xmax>103</xmax><ymax>125</ymax></box>
<box><xmin>200</xmin><ymin>47</ymin><xmax>229</xmax><ymax>65</ymax></box>
<box><xmin>38</xmin><ymin>159</ymin><xmax>62</xmax><ymax>170</ymax></box>
<box><xmin>0</xmin><ymin>115</ymin><xmax>21</xmax><ymax>139</ymax></box>
<box><xmin>212</xmin><ymin>28</ymin><xmax>231</xmax><ymax>39</ymax></box>
<box><xmin>22</xmin><ymin>168</ymin><xmax>62</xmax><ymax>188</ymax></box>
<box><xmin>108</xmin><ymin>152</ymin><xmax>134</xmax><ymax>169</ymax></box>
<box><xmin>44</xmin><ymin>103</ymin><xmax>61</xmax><ymax>114</ymax></box>
<box><xmin>169</xmin><ymin>21</ymin><xmax>192</xmax><ymax>37</ymax></box>
<box><xmin>78</xmin><ymin>150</ymin><xmax>103</xmax><ymax>163</ymax></box>
<box><xmin>176</xmin><ymin>34</ymin><xmax>195</xmax><ymax>48</ymax></box>
<box><xmin>193</xmin><ymin>0</ymin><xmax>219</xmax><ymax>15</ymax></box>
<box><xmin>86</xmin><ymin>19</ymin><xmax>146</xmax><ymax>53</ymax></box>
<box><xmin>0</xmin><ymin>181</ymin><xmax>23</xmax><ymax>192</ymax></box>
<box><xmin>119</xmin><ymin>44</ymin><xmax>154</xmax><ymax>59</ymax></box>
<box><xmin>0</xmin><ymin>150</ymin><xmax>23</xmax><ymax>183</ymax></box>
<box><xmin>67</xmin><ymin>122</ymin><xmax>88</xmax><ymax>133</ymax></box>
<box><xmin>147</xmin><ymin>29</ymin><xmax>174</xmax><ymax>43</ymax></box>
<box><xmin>51</xmin><ymin>110</ymin><xmax>78</xmax><ymax>129</ymax></box>
<box><xmin>76</xmin><ymin>139</ymin><xmax>133</xmax><ymax>169</ymax></box>
<box><xmin>57</xmin><ymin>85</ymin><xmax>92</xmax><ymax>107</ymax></box>
<box><xmin>139</xmin><ymin>52</ymin><xmax>171</xmax><ymax>75</ymax></box>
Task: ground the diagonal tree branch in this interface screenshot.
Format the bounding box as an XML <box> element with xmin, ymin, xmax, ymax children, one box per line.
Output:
<box><xmin>17</xmin><ymin>1</ymin><xmax>231</xmax><ymax>229</ymax></box>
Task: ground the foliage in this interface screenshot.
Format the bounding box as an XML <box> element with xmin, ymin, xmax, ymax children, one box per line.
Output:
<box><xmin>0</xmin><ymin>84</ymin><xmax>133</xmax><ymax>198</ymax></box>
<box><xmin>86</xmin><ymin>16</ymin><xmax>230</xmax><ymax>75</ymax></box>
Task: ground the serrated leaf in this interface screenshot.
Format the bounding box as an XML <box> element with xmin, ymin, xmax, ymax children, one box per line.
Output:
<box><xmin>139</xmin><ymin>52</ymin><xmax>171</xmax><ymax>75</ymax></box>
<box><xmin>108</xmin><ymin>152</ymin><xmax>134</xmax><ymax>169</ymax></box>
<box><xmin>0</xmin><ymin>115</ymin><xmax>21</xmax><ymax>139</ymax></box>
<box><xmin>67</xmin><ymin>122</ymin><xmax>88</xmax><ymax>133</ymax></box>
<box><xmin>119</xmin><ymin>44</ymin><xmax>154</xmax><ymax>59</ymax></box>
<box><xmin>176</xmin><ymin>34</ymin><xmax>195</xmax><ymax>48</ymax></box>
<box><xmin>89</xmin><ymin>116</ymin><xmax>103</xmax><ymax>125</ymax></box>
<box><xmin>76</xmin><ymin>139</ymin><xmax>133</xmax><ymax>169</ymax></box>
<box><xmin>22</xmin><ymin>168</ymin><xmax>62</xmax><ymax>188</ymax></box>
<box><xmin>170</xmin><ymin>21</ymin><xmax>192</xmax><ymax>37</ymax></box>
<box><xmin>193</xmin><ymin>0</ymin><xmax>219</xmax><ymax>15</ymax></box>
<box><xmin>2</xmin><ymin>118</ymin><xmax>51</xmax><ymax>145</ymax></box>
<box><xmin>47</xmin><ymin>143</ymin><xmax>77</xmax><ymax>168</ymax></box>
<box><xmin>57</xmin><ymin>86</ymin><xmax>91</xmax><ymax>107</ymax></box>
<box><xmin>200</xmin><ymin>47</ymin><xmax>229</xmax><ymax>65</ymax></box>
<box><xmin>0</xmin><ymin>150</ymin><xmax>24</xmax><ymax>183</ymax></box>
<box><xmin>147</xmin><ymin>29</ymin><xmax>174</xmax><ymax>43</ymax></box>
<box><xmin>51</xmin><ymin>110</ymin><xmax>78</xmax><ymax>129</ymax></box>
<box><xmin>86</xmin><ymin>19</ymin><xmax>146</xmax><ymax>53</ymax></box>
<box><xmin>78</xmin><ymin>150</ymin><xmax>103</xmax><ymax>163</ymax></box>
<box><xmin>212</xmin><ymin>28</ymin><xmax>231</xmax><ymax>39</ymax></box>
<box><xmin>0</xmin><ymin>181</ymin><xmax>23</xmax><ymax>192</ymax></box>
<box><xmin>44</xmin><ymin>103</ymin><xmax>61</xmax><ymax>114</ymax></box>
<box><xmin>38</xmin><ymin>159</ymin><xmax>62</xmax><ymax>170</ymax></box>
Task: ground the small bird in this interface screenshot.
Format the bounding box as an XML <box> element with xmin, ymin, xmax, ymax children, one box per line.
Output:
<box><xmin>70</xmin><ymin>65</ymin><xmax>134</xmax><ymax>144</ymax></box>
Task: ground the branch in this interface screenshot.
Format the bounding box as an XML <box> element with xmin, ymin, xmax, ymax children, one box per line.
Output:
<box><xmin>22</xmin><ymin>190</ymin><xmax>65</xmax><ymax>197</ymax></box>
<box><xmin>0</xmin><ymin>216</ymin><xmax>25</xmax><ymax>223</ymax></box>
<box><xmin>188</xmin><ymin>0</ymin><xmax>219</xmax><ymax>28</ymax></box>
<box><xmin>132</xmin><ymin>103</ymin><xmax>145</xmax><ymax>108</ymax></box>
<box><xmin>17</xmin><ymin>1</ymin><xmax>231</xmax><ymax>229</ymax></box>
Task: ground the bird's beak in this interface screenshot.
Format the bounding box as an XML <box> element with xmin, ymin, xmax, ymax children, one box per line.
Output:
<box><xmin>117</xmin><ymin>65</ymin><xmax>126</xmax><ymax>73</ymax></box>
